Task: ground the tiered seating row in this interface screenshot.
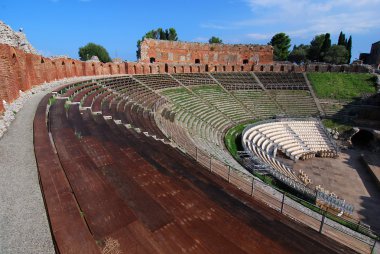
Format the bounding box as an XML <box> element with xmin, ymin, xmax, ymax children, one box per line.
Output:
<box><xmin>171</xmin><ymin>73</ymin><xmax>216</xmax><ymax>86</ymax></box>
<box><xmin>211</xmin><ymin>72</ymin><xmax>262</xmax><ymax>90</ymax></box>
<box><xmin>243</xmin><ymin>119</ymin><xmax>338</xmax><ymax>184</ymax></box>
<box><xmin>232</xmin><ymin>90</ymin><xmax>282</xmax><ymax>119</ymax></box>
<box><xmin>190</xmin><ymin>85</ymin><xmax>254</xmax><ymax>122</ymax></box>
<box><xmin>269</xmin><ymin>90</ymin><xmax>319</xmax><ymax>117</ymax></box>
<box><xmin>133</xmin><ymin>74</ymin><xmax>181</xmax><ymax>90</ymax></box>
<box><xmin>256</xmin><ymin>72</ymin><xmax>308</xmax><ymax>90</ymax></box>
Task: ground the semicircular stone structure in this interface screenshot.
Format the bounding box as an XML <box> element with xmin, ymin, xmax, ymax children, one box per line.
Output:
<box><xmin>32</xmin><ymin>73</ymin><xmax>371</xmax><ymax>254</ymax></box>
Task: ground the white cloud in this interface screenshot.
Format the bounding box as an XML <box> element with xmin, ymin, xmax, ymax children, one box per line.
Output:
<box><xmin>205</xmin><ymin>0</ymin><xmax>380</xmax><ymax>39</ymax></box>
<box><xmin>246</xmin><ymin>33</ymin><xmax>272</xmax><ymax>40</ymax></box>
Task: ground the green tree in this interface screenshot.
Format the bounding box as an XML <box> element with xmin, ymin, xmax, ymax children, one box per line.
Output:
<box><xmin>78</xmin><ymin>42</ymin><xmax>111</xmax><ymax>63</ymax></box>
<box><xmin>288</xmin><ymin>44</ymin><xmax>310</xmax><ymax>64</ymax></box>
<box><xmin>136</xmin><ymin>28</ymin><xmax>178</xmax><ymax>59</ymax></box>
<box><xmin>209</xmin><ymin>36</ymin><xmax>223</xmax><ymax>44</ymax></box>
<box><xmin>323</xmin><ymin>45</ymin><xmax>349</xmax><ymax>64</ymax></box>
<box><xmin>166</xmin><ymin>28</ymin><xmax>178</xmax><ymax>41</ymax></box>
<box><xmin>308</xmin><ymin>34</ymin><xmax>325</xmax><ymax>62</ymax></box>
<box><xmin>268</xmin><ymin>33</ymin><xmax>291</xmax><ymax>61</ymax></box>
<box><xmin>338</xmin><ymin>31</ymin><xmax>346</xmax><ymax>46</ymax></box>
<box><xmin>346</xmin><ymin>36</ymin><xmax>352</xmax><ymax>63</ymax></box>
<box><xmin>319</xmin><ymin>33</ymin><xmax>331</xmax><ymax>61</ymax></box>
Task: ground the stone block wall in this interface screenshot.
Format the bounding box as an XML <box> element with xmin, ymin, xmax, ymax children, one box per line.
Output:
<box><xmin>0</xmin><ymin>44</ymin><xmax>128</xmax><ymax>113</ymax></box>
<box><xmin>0</xmin><ymin>43</ymin><xmax>373</xmax><ymax>114</ymax></box>
<box><xmin>139</xmin><ymin>39</ymin><xmax>273</xmax><ymax>65</ymax></box>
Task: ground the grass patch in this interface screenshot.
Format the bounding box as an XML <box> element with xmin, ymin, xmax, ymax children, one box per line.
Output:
<box><xmin>307</xmin><ymin>73</ymin><xmax>376</xmax><ymax>100</ymax></box>
<box><xmin>48</xmin><ymin>97</ymin><xmax>57</xmax><ymax>106</ymax></box>
<box><xmin>224</xmin><ymin>120</ymin><xmax>258</xmax><ymax>158</ymax></box>
<box><xmin>322</xmin><ymin>119</ymin><xmax>352</xmax><ymax>132</ymax></box>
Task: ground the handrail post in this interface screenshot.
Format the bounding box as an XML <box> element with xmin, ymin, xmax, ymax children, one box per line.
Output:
<box><xmin>251</xmin><ymin>178</ymin><xmax>255</xmax><ymax>196</ymax></box>
<box><xmin>280</xmin><ymin>192</ymin><xmax>285</xmax><ymax>213</ymax></box>
<box><xmin>227</xmin><ymin>166</ymin><xmax>231</xmax><ymax>183</ymax></box>
<box><xmin>371</xmin><ymin>239</ymin><xmax>377</xmax><ymax>254</ymax></box>
<box><xmin>209</xmin><ymin>156</ymin><xmax>212</xmax><ymax>172</ymax></box>
<box><xmin>319</xmin><ymin>211</ymin><xmax>326</xmax><ymax>233</ymax></box>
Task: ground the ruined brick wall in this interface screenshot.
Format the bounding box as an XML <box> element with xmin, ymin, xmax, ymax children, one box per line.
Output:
<box><xmin>0</xmin><ymin>43</ymin><xmax>372</xmax><ymax>114</ymax></box>
<box><xmin>0</xmin><ymin>44</ymin><xmax>127</xmax><ymax>113</ymax></box>
<box><xmin>139</xmin><ymin>39</ymin><xmax>273</xmax><ymax>65</ymax></box>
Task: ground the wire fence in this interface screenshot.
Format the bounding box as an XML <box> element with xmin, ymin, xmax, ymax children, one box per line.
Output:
<box><xmin>189</xmin><ymin>146</ymin><xmax>378</xmax><ymax>254</ymax></box>
<box><xmin>155</xmin><ymin>108</ymin><xmax>378</xmax><ymax>253</ymax></box>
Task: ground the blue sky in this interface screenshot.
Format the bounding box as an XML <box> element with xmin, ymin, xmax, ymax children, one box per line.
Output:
<box><xmin>1</xmin><ymin>0</ymin><xmax>379</xmax><ymax>61</ymax></box>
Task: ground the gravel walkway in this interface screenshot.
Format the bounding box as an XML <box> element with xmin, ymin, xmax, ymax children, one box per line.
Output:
<box><xmin>0</xmin><ymin>91</ymin><xmax>55</xmax><ymax>254</ymax></box>
<box><xmin>0</xmin><ymin>76</ymin><xmax>98</xmax><ymax>253</ymax></box>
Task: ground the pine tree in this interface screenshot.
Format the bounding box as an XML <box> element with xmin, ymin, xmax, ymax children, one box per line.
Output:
<box><xmin>338</xmin><ymin>31</ymin><xmax>346</xmax><ymax>46</ymax></box>
<box><xmin>346</xmin><ymin>36</ymin><xmax>352</xmax><ymax>64</ymax></box>
<box><xmin>308</xmin><ymin>34</ymin><xmax>325</xmax><ymax>62</ymax></box>
<box><xmin>268</xmin><ymin>33</ymin><xmax>291</xmax><ymax>61</ymax></box>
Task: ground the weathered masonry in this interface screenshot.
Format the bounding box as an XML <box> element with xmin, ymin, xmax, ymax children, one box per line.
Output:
<box><xmin>139</xmin><ymin>38</ymin><xmax>274</xmax><ymax>65</ymax></box>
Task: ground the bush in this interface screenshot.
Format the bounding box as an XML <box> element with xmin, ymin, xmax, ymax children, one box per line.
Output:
<box><xmin>78</xmin><ymin>43</ymin><xmax>111</xmax><ymax>63</ymax></box>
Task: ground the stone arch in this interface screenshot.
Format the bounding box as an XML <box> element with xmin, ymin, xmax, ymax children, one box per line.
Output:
<box><xmin>351</xmin><ymin>129</ymin><xmax>375</xmax><ymax>149</ymax></box>
<box><xmin>173</xmin><ymin>66</ymin><xmax>177</xmax><ymax>73</ymax></box>
<box><xmin>240</xmin><ymin>66</ymin><xmax>244</xmax><ymax>71</ymax></box>
<box><xmin>133</xmin><ymin>65</ymin><xmax>137</xmax><ymax>74</ymax></box>
<box><xmin>270</xmin><ymin>65</ymin><xmax>274</xmax><ymax>72</ymax></box>
<box><xmin>149</xmin><ymin>65</ymin><xmax>152</xmax><ymax>73</ymax></box>
<box><xmin>223</xmin><ymin>66</ymin><xmax>226</xmax><ymax>72</ymax></box>
<box><xmin>260</xmin><ymin>65</ymin><xmax>264</xmax><ymax>72</ymax></box>
<box><xmin>280</xmin><ymin>65</ymin><xmax>285</xmax><ymax>72</ymax></box>
<box><xmin>232</xmin><ymin>66</ymin><xmax>235</xmax><ymax>72</ymax></box>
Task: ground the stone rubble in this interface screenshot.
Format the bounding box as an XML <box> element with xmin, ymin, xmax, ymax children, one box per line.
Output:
<box><xmin>0</xmin><ymin>20</ymin><xmax>38</xmax><ymax>54</ymax></box>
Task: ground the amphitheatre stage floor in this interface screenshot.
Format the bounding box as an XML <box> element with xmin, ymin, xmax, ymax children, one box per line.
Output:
<box><xmin>293</xmin><ymin>150</ymin><xmax>380</xmax><ymax>233</ymax></box>
<box><xmin>33</xmin><ymin>94</ymin><xmax>359</xmax><ymax>253</ymax></box>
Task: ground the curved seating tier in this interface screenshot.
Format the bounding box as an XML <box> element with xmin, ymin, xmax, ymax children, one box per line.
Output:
<box><xmin>211</xmin><ymin>72</ymin><xmax>261</xmax><ymax>90</ymax></box>
<box><xmin>255</xmin><ymin>72</ymin><xmax>308</xmax><ymax>90</ymax></box>
<box><xmin>269</xmin><ymin>90</ymin><xmax>319</xmax><ymax>117</ymax></box>
<box><xmin>54</xmin><ymin>73</ymin><xmax>326</xmax><ymax>181</ymax></box>
<box><xmin>242</xmin><ymin>119</ymin><xmax>338</xmax><ymax>184</ymax></box>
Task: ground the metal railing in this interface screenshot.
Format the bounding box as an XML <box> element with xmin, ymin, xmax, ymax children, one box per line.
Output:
<box><xmin>186</xmin><ymin>146</ymin><xmax>378</xmax><ymax>254</ymax></box>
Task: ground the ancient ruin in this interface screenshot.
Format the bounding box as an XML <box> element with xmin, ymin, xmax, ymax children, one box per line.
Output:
<box><xmin>139</xmin><ymin>38</ymin><xmax>273</xmax><ymax>65</ymax></box>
